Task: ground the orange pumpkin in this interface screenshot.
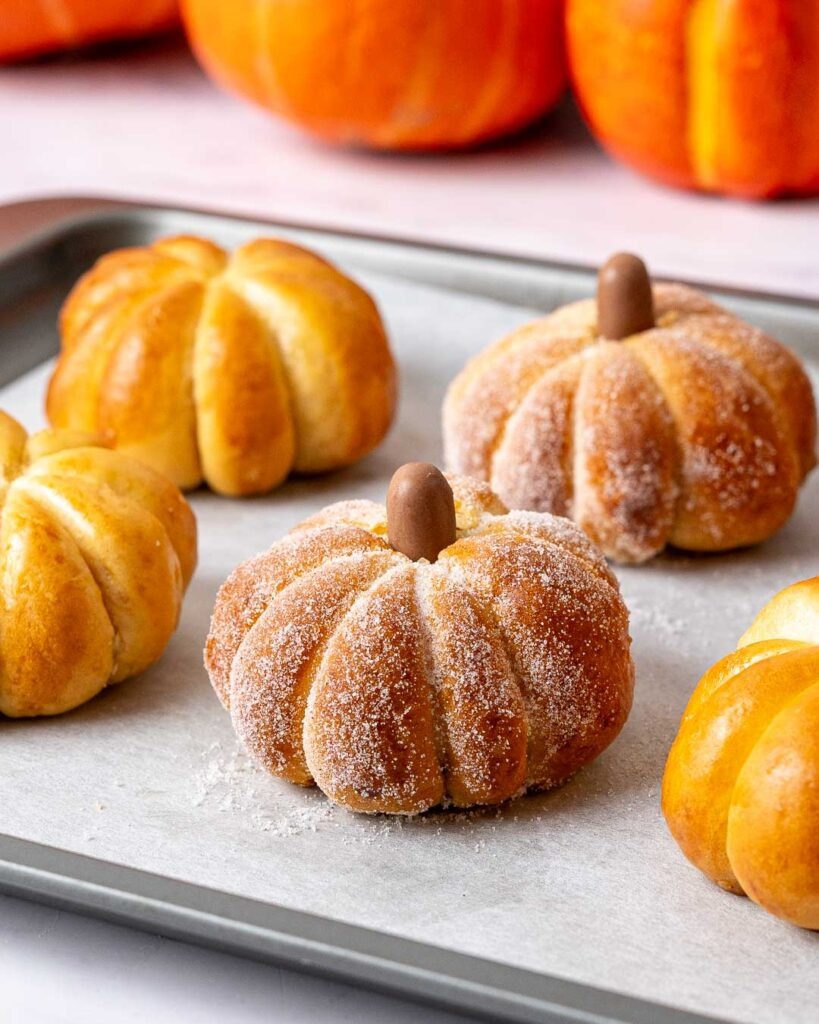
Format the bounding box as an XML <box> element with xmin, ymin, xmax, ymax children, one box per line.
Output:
<box><xmin>181</xmin><ymin>0</ymin><xmax>566</xmax><ymax>150</ymax></box>
<box><xmin>0</xmin><ymin>0</ymin><xmax>178</xmax><ymax>62</ymax></box>
<box><xmin>566</xmin><ymin>0</ymin><xmax>819</xmax><ymax>199</ymax></box>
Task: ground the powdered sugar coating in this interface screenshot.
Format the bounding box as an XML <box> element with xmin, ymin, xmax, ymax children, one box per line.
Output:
<box><xmin>440</xmin><ymin>529</ymin><xmax>631</xmax><ymax>789</ymax></box>
<box><xmin>230</xmin><ymin>549</ymin><xmax>402</xmax><ymax>783</ymax></box>
<box><xmin>204</xmin><ymin>524</ymin><xmax>388</xmax><ymax>706</ymax></box>
<box><xmin>205</xmin><ymin>477</ymin><xmax>634</xmax><ymax>814</ymax></box>
<box><xmin>573</xmin><ymin>342</ymin><xmax>678</xmax><ymax>563</ymax></box>
<box><xmin>468</xmin><ymin>507</ymin><xmax>616</xmax><ymax>590</ymax></box>
<box><xmin>304</xmin><ymin>565</ymin><xmax>444</xmax><ymax>814</ymax></box>
<box><xmin>631</xmin><ymin>329</ymin><xmax>798</xmax><ymax>550</ymax></box>
<box><xmin>442</xmin><ymin>328</ymin><xmax>592</xmax><ymax>480</ymax></box>
<box><xmin>443</xmin><ymin>282</ymin><xmax>816</xmax><ymax>563</ymax></box>
<box><xmin>294</xmin><ymin>499</ymin><xmax>388</xmax><ymax>537</ymax></box>
<box><xmin>491</xmin><ymin>356</ymin><xmax>582</xmax><ymax>520</ymax></box>
<box><xmin>414</xmin><ymin>569</ymin><xmax>528</xmax><ymax>806</ymax></box>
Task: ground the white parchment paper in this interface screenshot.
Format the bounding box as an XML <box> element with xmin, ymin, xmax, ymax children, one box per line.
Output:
<box><xmin>1</xmin><ymin>270</ymin><xmax>817</xmax><ymax>1024</ymax></box>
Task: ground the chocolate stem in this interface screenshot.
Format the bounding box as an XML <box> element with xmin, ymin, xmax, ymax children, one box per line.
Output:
<box><xmin>597</xmin><ymin>253</ymin><xmax>655</xmax><ymax>340</ymax></box>
<box><xmin>387</xmin><ymin>462</ymin><xmax>456</xmax><ymax>563</ymax></box>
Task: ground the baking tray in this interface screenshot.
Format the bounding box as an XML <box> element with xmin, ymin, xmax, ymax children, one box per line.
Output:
<box><xmin>0</xmin><ymin>197</ymin><xmax>817</xmax><ymax>1024</ymax></box>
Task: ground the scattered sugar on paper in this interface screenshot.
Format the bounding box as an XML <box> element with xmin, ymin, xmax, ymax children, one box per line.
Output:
<box><xmin>628</xmin><ymin>603</ymin><xmax>685</xmax><ymax>637</ymax></box>
<box><xmin>192</xmin><ymin>740</ymin><xmax>338</xmax><ymax>837</ymax></box>
<box><xmin>191</xmin><ymin>740</ymin><xmax>515</xmax><ymax>849</ymax></box>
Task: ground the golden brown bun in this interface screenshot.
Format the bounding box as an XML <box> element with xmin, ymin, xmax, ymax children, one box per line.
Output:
<box><xmin>444</xmin><ymin>284</ymin><xmax>816</xmax><ymax>563</ymax></box>
<box><xmin>205</xmin><ymin>476</ymin><xmax>634</xmax><ymax>814</ymax></box>
<box><xmin>48</xmin><ymin>236</ymin><xmax>396</xmax><ymax>496</ymax></box>
<box><xmin>662</xmin><ymin>576</ymin><xmax>819</xmax><ymax>929</ymax></box>
<box><xmin>0</xmin><ymin>410</ymin><xmax>196</xmax><ymax>718</ymax></box>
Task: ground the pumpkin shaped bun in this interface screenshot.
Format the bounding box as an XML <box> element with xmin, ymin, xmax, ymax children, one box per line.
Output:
<box><xmin>663</xmin><ymin>576</ymin><xmax>819</xmax><ymax>930</ymax></box>
<box><xmin>0</xmin><ymin>411</ymin><xmax>196</xmax><ymax>718</ymax></box>
<box><xmin>205</xmin><ymin>464</ymin><xmax>634</xmax><ymax>814</ymax></box>
<box><xmin>443</xmin><ymin>254</ymin><xmax>816</xmax><ymax>564</ymax></box>
<box><xmin>47</xmin><ymin>235</ymin><xmax>396</xmax><ymax>496</ymax></box>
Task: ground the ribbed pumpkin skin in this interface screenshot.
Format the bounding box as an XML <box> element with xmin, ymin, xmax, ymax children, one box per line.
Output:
<box><xmin>567</xmin><ymin>0</ymin><xmax>819</xmax><ymax>198</ymax></box>
<box><xmin>181</xmin><ymin>0</ymin><xmax>567</xmax><ymax>150</ymax></box>
<box><xmin>0</xmin><ymin>0</ymin><xmax>178</xmax><ymax>62</ymax></box>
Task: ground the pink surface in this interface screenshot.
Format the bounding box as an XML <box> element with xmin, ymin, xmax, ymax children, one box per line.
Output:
<box><xmin>1</xmin><ymin>38</ymin><xmax>818</xmax><ymax>297</ymax></box>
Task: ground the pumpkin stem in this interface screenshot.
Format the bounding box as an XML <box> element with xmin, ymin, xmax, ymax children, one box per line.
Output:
<box><xmin>387</xmin><ymin>462</ymin><xmax>456</xmax><ymax>563</ymax></box>
<box><xmin>597</xmin><ymin>253</ymin><xmax>655</xmax><ymax>340</ymax></box>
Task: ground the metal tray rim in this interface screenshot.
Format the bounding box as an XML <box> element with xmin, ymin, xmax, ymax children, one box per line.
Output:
<box><xmin>0</xmin><ymin>833</ymin><xmax>715</xmax><ymax>1024</ymax></box>
<box><xmin>1</xmin><ymin>194</ymin><xmax>810</xmax><ymax>1024</ymax></box>
<box><xmin>4</xmin><ymin>193</ymin><xmax>819</xmax><ymax>312</ymax></box>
